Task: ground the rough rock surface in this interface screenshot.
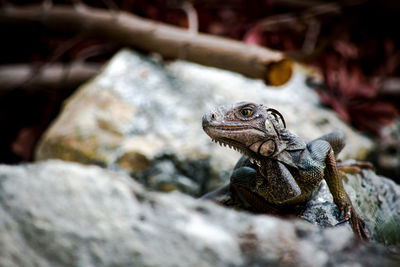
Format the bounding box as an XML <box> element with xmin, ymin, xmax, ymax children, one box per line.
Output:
<box><xmin>0</xmin><ymin>160</ymin><xmax>398</xmax><ymax>267</ymax></box>
<box><xmin>301</xmin><ymin>167</ymin><xmax>400</xmax><ymax>246</ymax></box>
<box><xmin>35</xmin><ymin>49</ymin><xmax>373</xmax><ymax>195</ymax></box>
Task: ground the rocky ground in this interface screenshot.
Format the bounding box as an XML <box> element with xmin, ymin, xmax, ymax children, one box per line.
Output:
<box><xmin>1</xmin><ymin>50</ymin><xmax>399</xmax><ymax>266</ymax></box>
<box><xmin>0</xmin><ymin>160</ymin><xmax>399</xmax><ymax>267</ymax></box>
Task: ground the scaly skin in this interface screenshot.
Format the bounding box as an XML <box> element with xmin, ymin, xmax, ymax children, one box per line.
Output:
<box><xmin>201</xmin><ymin>102</ymin><xmax>368</xmax><ymax>240</ymax></box>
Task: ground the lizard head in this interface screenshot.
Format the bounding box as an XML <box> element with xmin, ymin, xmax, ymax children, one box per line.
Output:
<box><xmin>202</xmin><ymin>102</ymin><xmax>287</xmax><ymax>161</ymax></box>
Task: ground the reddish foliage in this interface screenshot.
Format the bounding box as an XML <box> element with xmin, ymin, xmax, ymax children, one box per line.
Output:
<box><xmin>312</xmin><ymin>50</ymin><xmax>398</xmax><ymax>137</ymax></box>
<box><xmin>309</xmin><ymin>35</ymin><xmax>399</xmax><ymax>138</ymax></box>
<box><xmin>11</xmin><ymin>126</ymin><xmax>42</xmax><ymax>162</ymax></box>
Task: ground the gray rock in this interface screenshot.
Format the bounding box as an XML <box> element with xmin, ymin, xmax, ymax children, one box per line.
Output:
<box><xmin>35</xmin><ymin>49</ymin><xmax>373</xmax><ymax>195</ymax></box>
<box><xmin>0</xmin><ymin>160</ymin><xmax>397</xmax><ymax>267</ymax></box>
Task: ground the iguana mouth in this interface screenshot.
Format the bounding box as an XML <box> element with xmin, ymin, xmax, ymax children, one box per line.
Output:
<box><xmin>211</xmin><ymin>137</ymin><xmax>260</xmax><ymax>163</ymax></box>
<box><xmin>204</xmin><ymin>124</ymin><xmax>265</xmax><ymax>135</ymax></box>
<box><xmin>210</xmin><ymin>125</ymin><xmax>254</xmax><ymax>131</ymax></box>
<box><xmin>211</xmin><ymin>137</ymin><xmax>242</xmax><ymax>150</ymax></box>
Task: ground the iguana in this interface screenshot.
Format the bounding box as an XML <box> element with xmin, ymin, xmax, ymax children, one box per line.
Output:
<box><xmin>201</xmin><ymin>102</ymin><xmax>370</xmax><ymax>240</ymax></box>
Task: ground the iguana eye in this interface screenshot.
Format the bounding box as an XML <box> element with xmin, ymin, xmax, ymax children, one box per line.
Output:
<box><xmin>240</xmin><ymin>108</ymin><xmax>253</xmax><ymax>117</ymax></box>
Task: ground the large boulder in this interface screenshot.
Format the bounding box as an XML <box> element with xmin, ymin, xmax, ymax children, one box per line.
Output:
<box><xmin>35</xmin><ymin>49</ymin><xmax>373</xmax><ymax>195</ymax></box>
<box><xmin>0</xmin><ymin>160</ymin><xmax>397</xmax><ymax>267</ymax></box>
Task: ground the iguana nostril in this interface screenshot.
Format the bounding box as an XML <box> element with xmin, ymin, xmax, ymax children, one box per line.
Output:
<box><xmin>211</xmin><ymin>113</ymin><xmax>216</xmax><ymax>120</ymax></box>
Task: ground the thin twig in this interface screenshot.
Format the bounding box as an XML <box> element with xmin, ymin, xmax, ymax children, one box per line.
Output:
<box><xmin>258</xmin><ymin>3</ymin><xmax>341</xmax><ymax>31</ymax></box>
<box><xmin>182</xmin><ymin>1</ymin><xmax>198</xmax><ymax>34</ymax></box>
<box><xmin>17</xmin><ymin>33</ymin><xmax>84</xmax><ymax>91</ymax></box>
<box><xmin>302</xmin><ymin>19</ymin><xmax>321</xmax><ymax>54</ymax></box>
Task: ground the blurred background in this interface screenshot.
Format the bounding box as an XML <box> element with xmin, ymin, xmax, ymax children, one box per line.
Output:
<box><xmin>0</xmin><ymin>0</ymin><xmax>399</xmax><ymax>179</ymax></box>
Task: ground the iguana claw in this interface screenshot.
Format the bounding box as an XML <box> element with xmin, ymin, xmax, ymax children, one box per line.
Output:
<box><xmin>336</xmin><ymin>200</ymin><xmax>368</xmax><ymax>241</ymax></box>
<box><xmin>337</xmin><ymin>160</ymin><xmax>374</xmax><ymax>175</ymax></box>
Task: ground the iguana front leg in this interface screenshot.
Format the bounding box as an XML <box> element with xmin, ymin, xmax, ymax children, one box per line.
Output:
<box><xmin>317</xmin><ymin>130</ymin><xmax>374</xmax><ymax>175</ymax></box>
<box><xmin>229</xmin><ymin>166</ymin><xmax>282</xmax><ymax>215</ymax></box>
<box><xmin>200</xmin><ymin>166</ymin><xmax>282</xmax><ymax>214</ymax></box>
<box><xmin>324</xmin><ymin>148</ymin><xmax>369</xmax><ymax>240</ymax></box>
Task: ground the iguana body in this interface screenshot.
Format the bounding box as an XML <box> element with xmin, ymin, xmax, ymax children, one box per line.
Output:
<box><xmin>201</xmin><ymin>102</ymin><xmax>368</xmax><ymax>240</ymax></box>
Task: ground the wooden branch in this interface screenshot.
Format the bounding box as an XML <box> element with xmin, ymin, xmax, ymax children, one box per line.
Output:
<box><xmin>0</xmin><ymin>63</ymin><xmax>100</xmax><ymax>91</ymax></box>
<box><xmin>257</xmin><ymin>3</ymin><xmax>342</xmax><ymax>31</ymax></box>
<box><xmin>0</xmin><ymin>4</ymin><xmax>293</xmax><ymax>86</ymax></box>
<box><xmin>275</xmin><ymin>0</ymin><xmax>368</xmax><ymax>29</ymax></box>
